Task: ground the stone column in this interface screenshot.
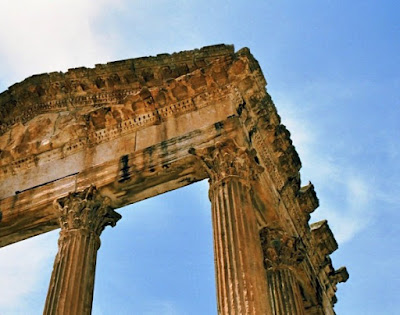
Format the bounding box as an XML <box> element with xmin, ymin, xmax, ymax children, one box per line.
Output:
<box><xmin>260</xmin><ymin>228</ymin><xmax>306</xmax><ymax>315</ymax></box>
<box><xmin>44</xmin><ymin>186</ymin><xmax>121</xmax><ymax>315</ymax></box>
<box><xmin>192</xmin><ymin>140</ymin><xmax>271</xmax><ymax>315</ymax></box>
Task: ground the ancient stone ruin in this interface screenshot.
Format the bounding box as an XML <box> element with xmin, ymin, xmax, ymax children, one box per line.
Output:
<box><xmin>0</xmin><ymin>44</ymin><xmax>348</xmax><ymax>314</ymax></box>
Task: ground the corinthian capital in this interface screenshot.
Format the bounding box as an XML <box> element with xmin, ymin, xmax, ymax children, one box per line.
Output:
<box><xmin>54</xmin><ymin>185</ymin><xmax>121</xmax><ymax>236</ymax></box>
<box><xmin>190</xmin><ymin>139</ymin><xmax>263</xmax><ymax>183</ymax></box>
<box><xmin>260</xmin><ymin>227</ymin><xmax>305</xmax><ymax>270</ymax></box>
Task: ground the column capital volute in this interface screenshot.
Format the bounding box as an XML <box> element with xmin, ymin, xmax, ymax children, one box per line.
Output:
<box><xmin>189</xmin><ymin>139</ymin><xmax>263</xmax><ymax>185</ymax></box>
<box><xmin>54</xmin><ymin>185</ymin><xmax>121</xmax><ymax>236</ymax></box>
<box><xmin>260</xmin><ymin>227</ymin><xmax>305</xmax><ymax>270</ymax></box>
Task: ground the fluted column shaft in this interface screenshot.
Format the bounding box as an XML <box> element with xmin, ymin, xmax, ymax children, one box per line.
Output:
<box><xmin>260</xmin><ymin>227</ymin><xmax>306</xmax><ymax>315</ymax></box>
<box><xmin>193</xmin><ymin>141</ymin><xmax>271</xmax><ymax>315</ymax></box>
<box><xmin>267</xmin><ymin>268</ymin><xmax>305</xmax><ymax>315</ymax></box>
<box><xmin>44</xmin><ymin>230</ymin><xmax>100</xmax><ymax>314</ymax></box>
<box><xmin>44</xmin><ymin>186</ymin><xmax>121</xmax><ymax>315</ymax></box>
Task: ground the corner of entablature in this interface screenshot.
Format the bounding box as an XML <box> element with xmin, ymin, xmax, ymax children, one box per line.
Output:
<box><xmin>309</xmin><ymin>219</ymin><xmax>348</xmax><ymax>307</ymax></box>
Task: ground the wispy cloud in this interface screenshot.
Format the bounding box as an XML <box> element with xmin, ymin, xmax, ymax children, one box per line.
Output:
<box><xmin>0</xmin><ymin>1</ymin><xmax>123</xmax><ymax>313</ymax></box>
<box><xmin>0</xmin><ymin>230</ymin><xmax>58</xmax><ymax>313</ymax></box>
<box><xmin>274</xmin><ymin>93</ymin><xmax>375</xmax><ymax>244</ymax></box>
<box><xmin>0</xmin><ymin>0</ymin><xmax>123</xmax><ymax>88</ymax></box>
<box><xmin>313</xmin><ymin>174</ymin><xmax>373</xmax><ymax>243</ymax></box>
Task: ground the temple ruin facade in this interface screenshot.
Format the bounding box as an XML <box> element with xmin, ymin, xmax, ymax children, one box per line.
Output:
<box><xmin>0</xmin><ymin>44</ymin><xmax>348</xmax><ymax>314</ymax></box>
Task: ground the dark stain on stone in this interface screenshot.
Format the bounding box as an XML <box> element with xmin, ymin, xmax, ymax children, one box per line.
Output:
<box><xmin>119</xmin><ymin>155</ymin><xmax>130</xmax><ymax>183</ymax></box>
<box><xmin>214</xmin><ymin>121</ymin><xmax>224</xmax><ymax>132</ymax></box>
<box><xmin>0</xmin><ymin>210</ymin><xmax>2</xmax><ymax>223</ymax></box>
<box><xmin>299</xmin><ymin>284</ymin><xmax>307</xmax><ymax>302</ymax></box>
<box><xmin>144</xmin><ymin>146</ymin><xmax>154</xmax><ymax>156</ymax></box>
<box><xmin>179</xmin><ymin>177</ymin><xmax>195</xmax><ymax>184</ymax></box>
<box><xmin>15</xmin><ymin>172</ymin><xmax>79</xmax><ymax>195</ymax></box>
<box><xmin>249</xmin><ymin>126</ymin><xmax>257</xmax><ymax>143</ymax></box>
<box><xmin>161</xmin><ymin>141</ymin><xmax>168</xmax><ymax>154</ymax></box>
<box><xmin>236</xmin><ymin>101</ymin><xmax>246</xmax><ymax>116</ymax></box>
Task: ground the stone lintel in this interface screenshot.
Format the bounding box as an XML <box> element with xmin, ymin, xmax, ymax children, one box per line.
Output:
<box><xmin>0</xmin><ymin>118</ymin><xmax>241</xmax><ymax>248</ymax></box>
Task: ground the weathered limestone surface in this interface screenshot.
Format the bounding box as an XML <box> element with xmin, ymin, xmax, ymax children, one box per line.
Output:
<box><xmin>44</xmin><ymin>186</ymin><xmax>120</xmax><ymax>315</ymax></box>
<box><xmin>0</xmin><ymin>44</ymin><xmax>348</xmax><ymax>314</ymax></box>
<box><xmin>191</xmin><ymin>140</ymin><xmax>271</xmax><ymax>314</ymax></box>
<box><xmin>260</xmin><ymin>228</ymin><xmax>306</xmax><ymax>314</ymax></box>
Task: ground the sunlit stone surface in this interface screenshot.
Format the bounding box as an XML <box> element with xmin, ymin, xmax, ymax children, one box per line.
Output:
<box><xmin>0</xmin><ymin>45</ymin><xmax>347</xmax><ymax>314</ymax></box>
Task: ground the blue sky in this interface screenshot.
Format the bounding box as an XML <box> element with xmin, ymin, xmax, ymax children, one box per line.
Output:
<box><xmin>0</xmin><ymin>1</ymin><xmax>398</xmax><ymax>314</ymax></box>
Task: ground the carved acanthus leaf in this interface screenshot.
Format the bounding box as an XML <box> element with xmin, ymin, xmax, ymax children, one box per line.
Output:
<box><xmin>260</xmin><ymin>227</ymin><xmax>305</xmax><ymax>269</ymax></box>
<box><xmin>54</xmin><ymin>185</ymin><xmax>121</xmax><ymax>235</ymax></box>
<box><xmin>190</xmin><ymin>139</ymin><xmax>263</xmax><ymax>183</ymax></box>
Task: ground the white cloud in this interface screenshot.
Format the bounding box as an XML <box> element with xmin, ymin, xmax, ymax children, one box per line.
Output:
<box><xmin>0</xmin><ymin>1</ymin><xmax>123</xmax><ymax>312</ymax></box>
<box><xmin>311</xmin><ymin>174</ymin><xmax>373</xmax><ymax>243</ymax></box>
<box><xmin>275</xmin><ymin>94</ymin><xmax>375</xmax><ymax>244</ymax></box>
<box><xmin>0</xmin><ymin>0</ymin><xmax>122</xmax><ymax>87</ymax></box>
<box><xmin>0</xmin><ymin>230</ymin><xmax>58</xmax><ymax>312</ymax></box>
<box><xmin>346</xmin><ymin>176</ymin><xmax>369</xmax><ymax>211</ymax></box>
